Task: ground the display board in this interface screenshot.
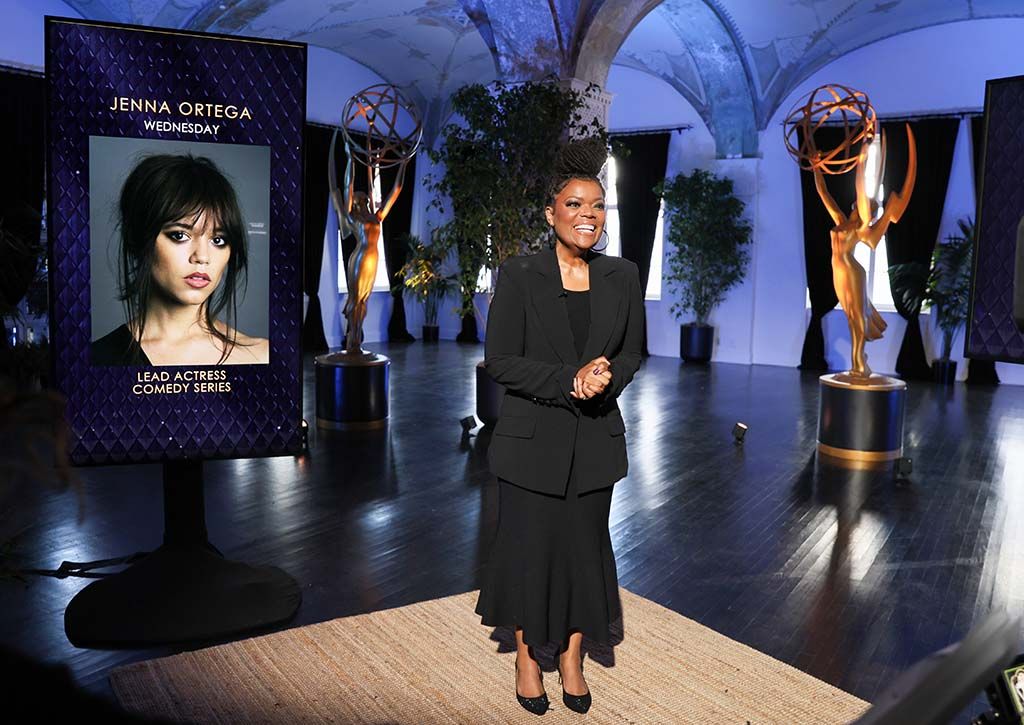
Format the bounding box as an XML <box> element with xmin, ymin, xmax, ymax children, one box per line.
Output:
<box><xmin>966</xmin><ymin>74</ymin><xmax>1024</xmax><ymax>364</ymax></box>
<box><xmin>45</xmin><ymin>17</ymin><xmax>306</xmax><ymax>464</ymax></box>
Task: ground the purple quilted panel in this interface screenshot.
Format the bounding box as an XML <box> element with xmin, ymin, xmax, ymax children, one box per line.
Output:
<box><xmin>46</xmin><ymin>18</ymin><xmax>306</xmax><ymax>465</ymax></box>
<box><xmin>968</xmin><ymin>75</ymin><xmax>1024</xmax><ymax>364</ymax></box>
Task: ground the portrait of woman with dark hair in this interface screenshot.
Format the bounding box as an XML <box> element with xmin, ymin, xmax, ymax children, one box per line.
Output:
<box><xmin>90</xmin><ymin>153</ymin><xmax>269</xmax><ymax>366</ymax></box>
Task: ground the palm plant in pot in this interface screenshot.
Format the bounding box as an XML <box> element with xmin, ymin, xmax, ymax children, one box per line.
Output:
<box><xmin>923</xmin><ymin>217</ymin><xmax>974</xmax><ymax>385</ymax></box>
<box><xmin>395</xmin><ymin>233</ymin><xmax>457</xmax><ymax>342</ymax></box>
<box><xmin>657</xmin><ymin>168</ymin><xmax>752</xmax><ymax>362</ymax></box>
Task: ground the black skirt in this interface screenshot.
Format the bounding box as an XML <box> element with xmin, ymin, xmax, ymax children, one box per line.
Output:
<box><xmin>475</xmin><ymin>459</ymin><xmax>621</xmax><ymax>650</ymax></box>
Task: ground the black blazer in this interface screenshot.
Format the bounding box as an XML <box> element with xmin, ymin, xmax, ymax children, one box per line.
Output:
<box><xmin>485</xmin><ymin>247</ymin><xmax>644</xmax><ymax>496</ymax></box>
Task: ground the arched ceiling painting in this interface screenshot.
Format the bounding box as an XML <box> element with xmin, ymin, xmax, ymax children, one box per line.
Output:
<box><xmin>60</xmin><ymin>0</ymin><xmax>1024</xmax><ymax>155</ymax></box>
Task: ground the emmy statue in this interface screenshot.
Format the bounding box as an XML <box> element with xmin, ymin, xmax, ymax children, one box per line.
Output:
<box><xmin>315</xmin><ymin>84</ymin><xmax>422</xmax><ymax>430</ymax></box>
<box><xmin>783</xmin><ymin>84</ymin><xmax>917</xmax><ymax>465</ymax></box>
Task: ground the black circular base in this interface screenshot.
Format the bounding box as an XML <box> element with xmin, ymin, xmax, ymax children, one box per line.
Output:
<box><xmin>680</xmin><ymin>324</ymin><xmax>713</xmax><ymax>363</ymax></box>
<box><xmin>817</xmin><ymin>373</ymin><xmax>906</xmax><ymax>464</ymax></box>
<box><xmin>315</xmin><ymin>352</ymin><xmax>390</xmax><ymax>429</ymax></box>
<box><xmin>476</xmin><ymin>361</ymin><xmax>505</xmax><ymax>427</ymax></box>
<box><xmin>64</xmin><ymin>544</ymin><xmax>300</xmax><ymax>647</ymax></box>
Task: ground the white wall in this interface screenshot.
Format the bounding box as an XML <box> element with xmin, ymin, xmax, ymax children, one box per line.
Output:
<box><xmin>2</xmin><ymin>0</ymin><xmax>81</xmax><ymax>70</ymax></box>
<box><xmin>610</xmin><ymin>18</ymin><xmax>1024</xmax><ymax>383</ymax></box>
<box><xmin>607</xmin><ymin>65</ymin><xmax>706</xmax><ymax>133</ymax></box>
<box><xmin>305</xmin><ymin>46</ymin><xmax>389</xmax><ymax>127</ymax></box>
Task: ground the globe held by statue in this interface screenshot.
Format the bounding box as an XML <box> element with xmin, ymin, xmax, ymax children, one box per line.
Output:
<box><xmin>341</xmin><ymin>83</ymin><xmax>423</xmax><ymax>170</ymax></box>
<box><xmin>783</xmin><ymin>83</ymin><xmax>877</xmax><ymax>175</ymax></box>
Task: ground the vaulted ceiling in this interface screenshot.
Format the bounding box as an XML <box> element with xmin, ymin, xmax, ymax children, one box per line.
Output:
<box><xmin>617</xmin><ymin>0</ymin><xmax>1024</xmax><ymax>155</ymax></box>
<box><xmin>58</xmin><ymin>0</ymin><xmax>1023</xmax><ymax>155</ymax></box>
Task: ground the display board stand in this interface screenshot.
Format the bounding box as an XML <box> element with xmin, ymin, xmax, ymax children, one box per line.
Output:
<box><xmin>64</xmin><ymin>461</ymin><xmax>300</xmax><ymax>647</ymax></box>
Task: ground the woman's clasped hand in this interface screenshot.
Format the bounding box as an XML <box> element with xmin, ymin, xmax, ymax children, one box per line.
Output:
<box><xmin>571</xmin><ymin>356</ymin><xmax>612</xmax><ymax>399</ymax></box>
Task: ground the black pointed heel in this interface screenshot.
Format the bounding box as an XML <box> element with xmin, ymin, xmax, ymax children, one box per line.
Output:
<box><xmin>558</xmin><ymin>658</ymin><xmax>592</xmax><ymax>714</ymax></box>
<box><xmin>515</xmin><ymin>660</ymin><xmax>549</xmax><ymax>716</ymax></box>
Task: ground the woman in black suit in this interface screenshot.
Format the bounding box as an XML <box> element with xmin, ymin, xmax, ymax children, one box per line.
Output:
<box><xmin>475</xmin><ymin>139</ymin><xmax>645</xmax><ymax>715</ymax></box>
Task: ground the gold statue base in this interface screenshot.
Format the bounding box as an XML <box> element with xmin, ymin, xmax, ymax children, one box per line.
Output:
<box><xmin>817</xmin><ymin>373</ymin><xmax>906</xmax><ymax>467</ymax></box>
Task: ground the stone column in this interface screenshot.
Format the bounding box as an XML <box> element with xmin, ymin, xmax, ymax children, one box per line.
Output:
<box><xmin>558</xmin><ymin>77</ymin><xmax>613</xmax><ymax>134</ymax></box>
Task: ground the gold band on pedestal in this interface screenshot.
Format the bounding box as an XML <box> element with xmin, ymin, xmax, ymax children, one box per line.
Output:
<box><xmin>817</xmin><ymin>442</ymin><xmax>902</xmax><ymax>462</ymax></box>
<box><xmin>819</xmin><ymin>373</ymin><xmax>906</xmax><ymax>392</ymax></box>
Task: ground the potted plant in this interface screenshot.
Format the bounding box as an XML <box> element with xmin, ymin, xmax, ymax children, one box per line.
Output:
<box><xmin>426</xmin><ymin>79</ymin><xmax>605</xmax><ymax>424</ymax></box>
<box><xmin>657</xmin><ymin>168</ymin><xmax>752</xmax><ymax>362</ymax></box>
<box><xmin>924</xmin><ymin>217</ymin><xmax>974</xmax><ymax>385</ymax></box>
<box><xmin>395</xmin><ymin>232</ymin><xmax>457</xmax><ymax>342</ymax></box>
<box><xmin>427</xmin><ymin>80</ymin><xmax>605</xmax><ymax>323</ymax></box>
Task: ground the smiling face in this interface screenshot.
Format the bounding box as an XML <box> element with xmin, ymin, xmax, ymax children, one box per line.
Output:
<box><xmin>545</xmin><ymin>178</ymin><xmax>606</xmax><ymax>254</ymax></box>
<box><xmin>150</xmin><ymin>209</ymin><xmax>231</xmax><ymax>308</ymax></box>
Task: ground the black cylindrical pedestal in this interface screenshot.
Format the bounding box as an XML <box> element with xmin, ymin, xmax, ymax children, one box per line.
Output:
<box><xmin>476</xmin><ymin>361</ymin><xmax>505</xmax><ymax>427</ymax></box>
<box><xmin>315</xmin><ymin>352</ymin><xmax>390</xmax><ymax>430</ymax></box>
<box><xmin>680</xmin><ymin>324</ymin><xmax>714</xmax><ymax>363</ymax></box>
<box><xmin>422</xmin><ymin>325</ymin><xmax>440</xmax><ymax>342</ymax></box>
<box><xmin>817</xmin><ymin>373</ymin><xmax>906</xmax><ymax>464</ymax></box>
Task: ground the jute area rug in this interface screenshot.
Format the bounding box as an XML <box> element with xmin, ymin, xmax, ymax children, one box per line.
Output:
<box><xmin>110</xmin><ymin>589</ymin><xmax>869</xmax><ymax>724</ymax></box>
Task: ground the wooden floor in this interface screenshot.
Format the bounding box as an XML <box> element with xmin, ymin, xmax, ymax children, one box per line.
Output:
<box><xmin>2</xmin><ymin>341</ymin><xmax>1023</xmax><ymax>721</ymax></box>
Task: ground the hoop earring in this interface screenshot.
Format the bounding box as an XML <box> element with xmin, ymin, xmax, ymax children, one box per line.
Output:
<box><xmin>593</xmin><ymin>228</ymin><xmax>609</xmax><ymax>253</ymax></box>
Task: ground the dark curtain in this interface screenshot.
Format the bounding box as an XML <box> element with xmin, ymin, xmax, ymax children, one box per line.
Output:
<box><xmin>0</xmin><ymin>70</ymin><xmax>45</xmax><ymax>337</ymax></box>
<box><xmin>882</xmin><ymin>117</ymin><xmax>959</xmax><ymax>380</ymax></box>
<box><xmin>966</xmin><ymin>114</ymin><xmax>999</xmax><ymax>384</ymax></box>
<box><xmin>379</xmin><ymin>157</ymin><xmax>416</xmax><ymax>342</ymax></box>
<box><xmin>798</xmin><ymin>126</ymin><xmax>849</xmax><ymax>370</ymax></box>
<box><xmin>301</xmin><ymin>124</ymin><xmax>334</xmax><ymax>353</ymax></box>
<box><xmin>612</xmin><ymin>132</ymin><xmax>669</xmax><ymax>356</ymax></box>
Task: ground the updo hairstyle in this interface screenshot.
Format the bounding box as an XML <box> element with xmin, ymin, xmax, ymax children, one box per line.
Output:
<box><xmin>546</xmin><ymin>137</ymin><xmax>608</xmax><ymax>205</ymax></box>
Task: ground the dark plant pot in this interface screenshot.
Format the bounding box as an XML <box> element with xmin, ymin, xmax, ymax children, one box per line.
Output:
<box><xmin>456</xmin><ymin>314</ymin><xmax>479</xmax><ymax>343</ymax></box>
<box><xmin>933</xmin><ymin>358</ymin><xmax>957</xmax><ymax>385</ymax></box>
<box><xmin>476</xmin><ymin>361</ymin><xmax>505</xmax><ymax>427</ymax></box>
<box><xmin>680</xmin><ymin>324</ymin><xmax>714</xmax><ymax>363</ymax></box>
<box><xmin>422</xmin><ymin>325</ymin><xmax>439</xmax><ymax>343</ymax></box>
